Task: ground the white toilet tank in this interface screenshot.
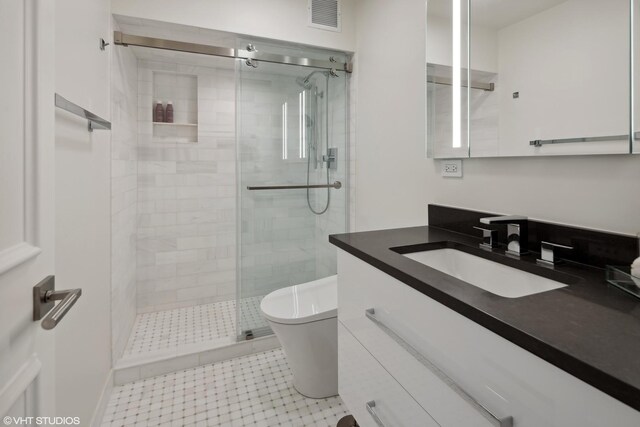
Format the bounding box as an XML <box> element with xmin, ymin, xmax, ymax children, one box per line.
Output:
<box><xmin>260</xmin><ymin>275</ymin><xmax>337</xmax><ymax>325</ymax></box>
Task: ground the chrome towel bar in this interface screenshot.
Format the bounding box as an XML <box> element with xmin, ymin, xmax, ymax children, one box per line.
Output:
<box><xmin>55</xmin><ymin>93</ymin><xmax>111</xmax><ymax>132</ymax></box>
<box><xmin>529</xmin><ymin>133</ymin><xmax>639</xmax><ymax>147</ymax></box>
<box><xmin>247</xmin><ymin>181</ymin><xmax>342</xmax><ymax>191</ymax></box>
<box><xmin>365</xmin><ymin>308</ymin><xmax>513</xmax><ymax>427</ymax></box>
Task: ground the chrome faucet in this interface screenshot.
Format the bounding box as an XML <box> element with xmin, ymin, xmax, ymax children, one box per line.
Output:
<box><xmin>479</xmin><ymin>215</ymin><xmax>529</xmax><ymax>257</ymax></box>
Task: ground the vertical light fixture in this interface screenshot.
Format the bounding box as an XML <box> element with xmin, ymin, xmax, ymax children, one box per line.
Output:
<box><xmin>300</xmin><ymin>90</ymin><xmax>307</xmax><ymax>159</ymax></box>
<box><xmin>452</xmin><ymin>0</ymin><xmax>461</xmax><ymax>148</ymax></box>
<box><xmin>299</xmin><ymin>92</ymin><xmax>303</xmax><ymax>158</ymax></box>
<box><xmin>282</xmin><ymin>102</ymin><xmax>288</xmax><ymax>159</ymax></box>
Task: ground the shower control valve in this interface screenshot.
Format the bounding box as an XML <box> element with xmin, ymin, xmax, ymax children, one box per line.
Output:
<box><xmin>323</xmin><ymin>147</ymin><xmax>338</xmax><ymax>170</ymax></box>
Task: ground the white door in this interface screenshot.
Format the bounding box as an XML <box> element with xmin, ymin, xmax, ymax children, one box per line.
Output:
<box><xmin>0</xmin><ymin>0</ymin><xmax>56</xmax><ymax>420</ymax></box>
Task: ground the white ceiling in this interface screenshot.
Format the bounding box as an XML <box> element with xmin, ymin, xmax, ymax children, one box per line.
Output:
<box><xmin>428</xmin><ymin>0</ymin><xmax>569</xmax><ymax>29</ymax></box>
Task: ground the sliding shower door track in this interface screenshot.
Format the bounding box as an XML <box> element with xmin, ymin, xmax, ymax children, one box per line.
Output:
<box><xmin>113</xmin><ymin>31</ymin><xmax>352</xmax><ymax>73</ymax></box>
<box><xmin>239</xmin><ymin>326</ymin><xmax>274</xmax><ymax>341</ymax></box>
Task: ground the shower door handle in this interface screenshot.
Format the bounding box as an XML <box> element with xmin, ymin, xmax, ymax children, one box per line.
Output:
<box><xmin>246</xmin><ymin>181</ymin><xmax>342</xmax><ymax>190</ymax></box>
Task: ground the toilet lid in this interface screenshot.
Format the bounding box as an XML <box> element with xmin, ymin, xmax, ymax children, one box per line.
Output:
<box><xmin>260</xmin><ymin>275</ymin><xmax>337</xmax><ymax>325</ymax></box>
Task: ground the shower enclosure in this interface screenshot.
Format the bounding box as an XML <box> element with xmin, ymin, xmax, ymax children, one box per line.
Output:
<box><xmin>110</xmin><ymin>17</ymin><xmax>349</xmax><ymax>368</ymax></box>
<box><xmin>236</xmin><ymin>41</ymin><xmax>349</xmax><ymax>339</ymax></box>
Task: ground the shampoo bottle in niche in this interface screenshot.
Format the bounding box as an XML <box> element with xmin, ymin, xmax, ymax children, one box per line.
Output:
<box><xmin>165</xmin><ymin>101</ymin><xmax>174</xmax><ymax>123</ymax></box>
<box><xmin>154</xmin><ymin>100</ymin><xmax>164</xmax><ymax>123</ymax></box>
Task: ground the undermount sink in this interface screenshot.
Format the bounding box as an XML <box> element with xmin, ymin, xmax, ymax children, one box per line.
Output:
<box><xmin>403</xmin><ymin>248</ymin><xmax>567</xmax><ymax>298</ymax></box>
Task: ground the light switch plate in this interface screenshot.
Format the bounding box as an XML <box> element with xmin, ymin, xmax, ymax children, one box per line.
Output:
<box><xmin>441</xmin><ymin>159</ymin><xmax>463</xmax><ymax>178</ymax></box>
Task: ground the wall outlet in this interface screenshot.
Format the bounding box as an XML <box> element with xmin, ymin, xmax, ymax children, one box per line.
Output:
<box><xmin>441</xmin><ymin>159</ymin><xmax>463</xmax><ymax>178</ymax></box>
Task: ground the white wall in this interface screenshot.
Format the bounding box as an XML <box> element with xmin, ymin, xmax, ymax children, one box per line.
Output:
<box><xmin>495</xmin><ymin>0</ymin><xmax>629</xmax><ymax>156</ymax></box>
<box><xmin>135</xmin><ymin>60</ymin><xmax>239</xmax><ymax>313</ymax></box>
<box><xmin>635</xmin><ymin>0</ymin><xmax>640</xmax><ymax>154</ymax></box>
<box><xmin>54</xmin><ymin>0</ymin><xmax>112</xmax><ymax>423</ymax></box>
<box><xmin>426</xmin><ymin>14</ymin><xmax>498</xmax><ymax>72</ymax></box>
<box><xmin>352</xmin><ymin>0</ymin><xmax>429</xmax><ymax>231</ymax></box>
<box><xmin>427</xmin><ymin>155</ymin><xmax>640</xmax><ymax>235</ymax></box>
<box><xmin>355</xmin><ymin>0</ymin><xmax>640</xmax><ymax>236</ymax></box>
<box><xmin>111</xmin><ymin>0</ymin><xmax>357</xmax><ymax>52</ymax></box>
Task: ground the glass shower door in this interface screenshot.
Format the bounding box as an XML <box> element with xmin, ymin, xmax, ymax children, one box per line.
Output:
<box><xmin>236</xmin><ymin>52</ymin><xmax>348</xmax><ymax>339</ymax></box>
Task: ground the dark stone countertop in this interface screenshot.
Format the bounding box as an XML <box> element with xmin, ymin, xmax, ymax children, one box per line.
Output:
<box><xmin>329</xmin><ymin>226</ymin><xmax>640</xmax><ymax>412</ymax></box>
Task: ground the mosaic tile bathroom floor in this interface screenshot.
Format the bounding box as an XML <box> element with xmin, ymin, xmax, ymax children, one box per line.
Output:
<box><xmin>102</xmin><ymin>348</ymin><xmax>348</xmax><ymax>427</ymax></box>
<box><xmin>124</xmin><ymin>297</ymin><xmax>266</xmax><ymax>357</ymax></box>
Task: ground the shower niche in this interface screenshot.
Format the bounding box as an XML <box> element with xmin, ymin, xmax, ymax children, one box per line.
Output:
<box><xmin>151</xmin><ymin>71</ymin><xmax>198</xmax><ymax>143</ymax></box>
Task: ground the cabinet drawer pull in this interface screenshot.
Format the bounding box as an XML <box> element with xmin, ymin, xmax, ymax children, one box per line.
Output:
<box><xmin>365</xmin><ymin>308</ymin><xmax>513</xmax><ymax>427</ymax></box>
<box><xmin>365</xmin><ymin>400</ymin><xmax>387</xmax><ymax>427</ymax></box>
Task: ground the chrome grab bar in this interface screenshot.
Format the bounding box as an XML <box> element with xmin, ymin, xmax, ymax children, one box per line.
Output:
<box><xmin>33</xmin><ymin>276</ymin><xmax>82</xmax><ymax>330</ymax></box>
<box><xmin>246</xmin><ymin>181</ymin><xmax>342</xmax><ymax>191</ymax></box>
<box><xmin>55</xmin><ymin>93</ymin><xmax>111</xmax><ymax>132</ymax></box>
<box><xmin>365</xmin><ymin>308</ymin><xmax>513</xmax><ymax>427</ymax></box>
<box><xmin>529</xmin><ymin>133</ymin><xmax>640</xmax><ymax>147</ymax></box>
<box><xmin>365</xmin><ymin>401</ymin><xmax>387</xmax><ymax>427</ymax></box>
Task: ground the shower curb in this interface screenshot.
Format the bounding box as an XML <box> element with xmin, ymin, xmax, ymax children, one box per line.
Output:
<box><xmin>112</xmin><ymin>335</ymin><xmax>280</xmax><ymax>385</ymax></box>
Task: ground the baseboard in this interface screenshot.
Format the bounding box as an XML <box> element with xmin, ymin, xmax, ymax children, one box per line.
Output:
<box><xmin>89</xmin><ymin>368</ymin><xmax>113</xmax><ymax>427</ymax></box>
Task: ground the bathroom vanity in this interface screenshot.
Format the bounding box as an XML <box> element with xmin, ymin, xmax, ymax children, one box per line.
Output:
<box><xmin>330</xmin><ymin>207</ymin><xmax>640</xmax><ymax>427</ymax></box>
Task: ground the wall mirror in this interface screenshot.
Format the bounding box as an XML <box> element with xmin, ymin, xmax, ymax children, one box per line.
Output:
<box><xmin>427</xmin><ymin>0</ymin><xmax>637</xmax><ymax>158</ymax></box>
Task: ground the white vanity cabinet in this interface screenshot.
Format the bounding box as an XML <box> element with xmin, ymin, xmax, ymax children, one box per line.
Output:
<box><xmin>337</xmin><ymin>249</ymin><xmax>640</xmax><ymax>427</ymax></box>
<box><xmin>338</xmin><ymin>322</ymin><xmax>439</xmax><ymax>427</ymax></box>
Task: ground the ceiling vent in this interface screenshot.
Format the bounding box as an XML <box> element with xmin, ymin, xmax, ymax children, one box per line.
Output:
<box><xmin>308</xmin><ymin>0</ymin><xmax>341</xmax><ymax>32</ymax></box>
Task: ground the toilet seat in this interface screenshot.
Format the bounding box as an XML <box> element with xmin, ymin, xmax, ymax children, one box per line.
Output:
<box><xmin>260</xmin><ymin>275</ymin><xmax>337</xmax><ymax>325</ymax></box>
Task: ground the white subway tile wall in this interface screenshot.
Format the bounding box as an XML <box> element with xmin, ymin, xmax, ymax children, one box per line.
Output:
<box><xmin>236</xmin><ymin>67</ymin><xmax>348</xmax><ymax>333</ymax></box>
<box><xmin>136</xmin><ymin>60</ymin><xmax>238</xmax><ymax>312</ymax></box>
<box><xmin>111</xmin><ymin>20</ymin><xmax>139</xmax><ymax>361</ymax></box>
<box><xmin>113</xmin><ymin>44</ymin><xmax>353</xmax><ymax>353</ymax></box>
<box><xmin>314</xmin><ymin>72</ymin><xmax>348</xmax><ymax>279</ymax></box>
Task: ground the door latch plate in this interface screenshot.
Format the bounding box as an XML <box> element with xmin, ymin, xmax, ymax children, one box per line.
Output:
<box><xmin>33</xmin><ymin>276</ymin><xmax>55</xmax><ymax>321</ymax></box>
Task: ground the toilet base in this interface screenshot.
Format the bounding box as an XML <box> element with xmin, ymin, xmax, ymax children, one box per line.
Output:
<box><xmin>267</xmin><ymin>317</ymin><xmax>338</xmax><ymax>399</ymax></box>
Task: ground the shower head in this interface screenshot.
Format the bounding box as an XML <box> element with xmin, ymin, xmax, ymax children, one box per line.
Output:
<box><xmin>295</xmin><ymin>70</ymin><xmax>331</xmax><ymax>89</ymax></box>
<box><xmin>295</xmin><ymin>76</ymin><xmax>314</xmax><ymax>90</ymax></box>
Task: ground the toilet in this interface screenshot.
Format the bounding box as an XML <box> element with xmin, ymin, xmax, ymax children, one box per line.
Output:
<box><xmin>260</xmin><ymin>275</ymin><xmax>338</xmax><ymax>399</ymax></box>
